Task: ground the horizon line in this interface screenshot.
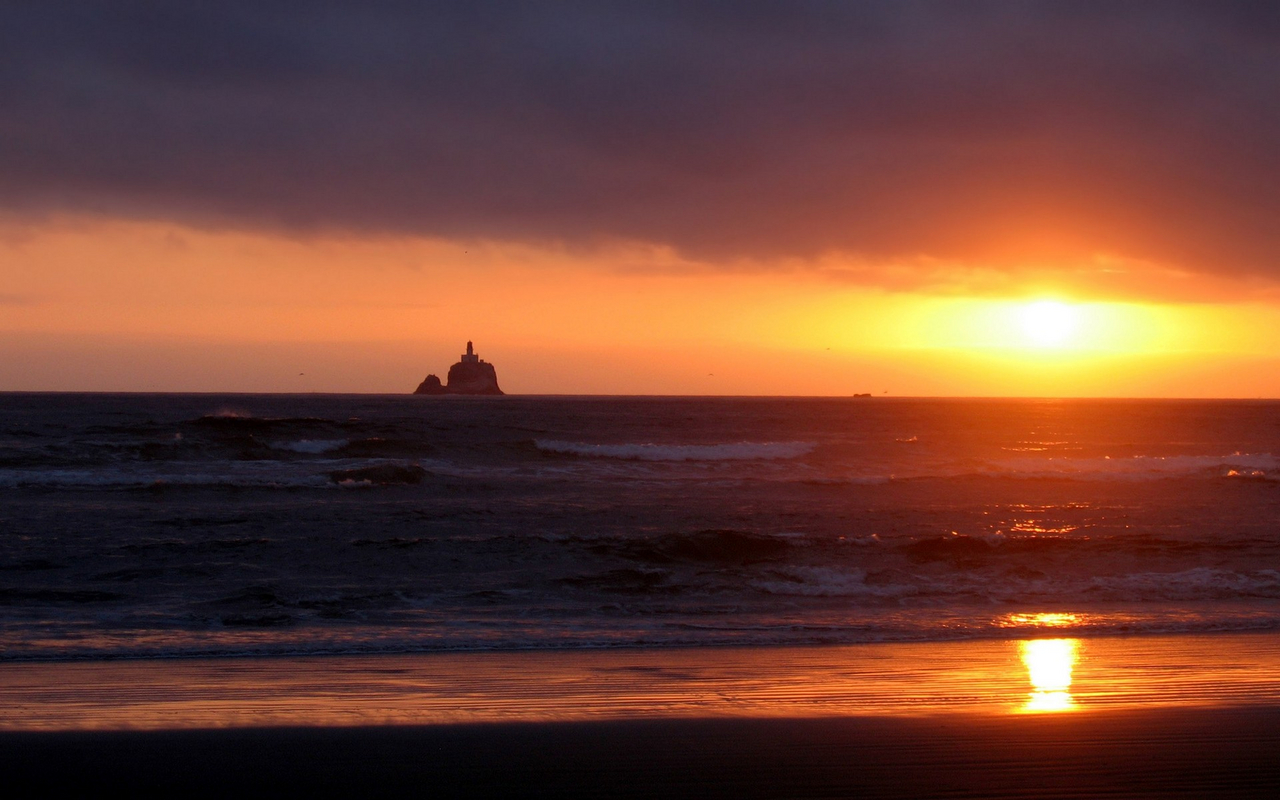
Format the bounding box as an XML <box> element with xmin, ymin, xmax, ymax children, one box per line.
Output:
<box><xmin>1</xmin><ymin>391</ymin><xmax>1277</xmax><ymax>402</ymax></box>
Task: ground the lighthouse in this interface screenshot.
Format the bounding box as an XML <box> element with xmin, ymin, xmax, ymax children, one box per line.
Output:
<box><xmin>413</xmin><ymin>341</ymin><xmax>503</xmax><ymax>395</ymax></box>
<box><xmin>461</xmin><ymin>341</ymin><xmax>479</xmax><ymax>364</ymax></box>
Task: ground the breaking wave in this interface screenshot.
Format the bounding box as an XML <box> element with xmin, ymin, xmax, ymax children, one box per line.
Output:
<box><xmin>753</xmin><ymin>565</ymin><xmax>1280</xmax><ymax>603</ymax></box>
<box><xmin>981</xmin><ymin>452</ymin><xmax>1280</xmax><ymax>481</ymax></box>
<box><xmin>534</xmin><ymin>440</ymin><xmax>816</xmax><ymax>461</ymax></box>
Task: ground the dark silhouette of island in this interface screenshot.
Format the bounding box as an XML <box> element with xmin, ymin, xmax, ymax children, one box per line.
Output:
<box><xmin>414</xmin><ymin>342</ymin><xmax>504</xmax><ymax>395</ymax></box>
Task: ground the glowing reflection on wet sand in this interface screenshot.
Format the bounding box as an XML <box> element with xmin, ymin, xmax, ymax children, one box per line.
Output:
<box><xmin>3</xmin><ymin>633</ymin><xmax>1280</xmax><ymax>731</ymax></box>
<box><xmin>1020</xmin><ymin>639</ymin><xmax>1079</xmax><ymax>713</ymax></box>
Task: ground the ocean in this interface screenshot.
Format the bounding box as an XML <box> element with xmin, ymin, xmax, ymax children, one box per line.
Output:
<box><xmin>2</xmin><ymin>393</ymin><xmax>1279</xmax><ymax>662</ymax></box>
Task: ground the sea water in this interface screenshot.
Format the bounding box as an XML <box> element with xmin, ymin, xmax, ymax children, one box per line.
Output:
<box><xmin>1</xmin><ymin>393</ymin><xmax>1278</xmax><ymax>661</ymax></box>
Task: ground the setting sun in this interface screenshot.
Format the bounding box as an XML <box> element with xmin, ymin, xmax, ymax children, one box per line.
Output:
<box><xmin>1020</xmin><ymin>301</ymin><xmax>1079</xmax><ymax>348</ymax></box>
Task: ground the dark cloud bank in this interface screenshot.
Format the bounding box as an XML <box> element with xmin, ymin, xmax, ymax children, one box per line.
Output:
<box><xmin>1</xmin><ymin>2</ymin><xmax>1277</xmax><ymax>281</ymax></box>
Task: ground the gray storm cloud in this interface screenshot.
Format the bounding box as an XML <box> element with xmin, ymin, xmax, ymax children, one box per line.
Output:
<box><xmin>1</xmin><ymin>1</ymin><xmax>1277</xmax><ymax>281</ymax></box>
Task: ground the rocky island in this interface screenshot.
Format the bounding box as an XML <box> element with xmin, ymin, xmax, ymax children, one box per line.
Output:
<box><xmin>414</xmin><ymin>341</ymin><xmax>504</xmax><ymax>395</ymax></box>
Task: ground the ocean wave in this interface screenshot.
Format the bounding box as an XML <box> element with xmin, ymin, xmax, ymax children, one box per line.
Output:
<box><xmin>589</xmin><ymin>529</ymin><xmax>798</xmax><ymax>565</ymax></box>
<box><xmin>270</xmin><ymin>439</ymin><xmax>349</xmax><ymax>454</ymax></box>
<box><xmin>798</xmin><ymin>476</ymin><xmax>892</xmax><ymax>486</ymax></box>
<box><xmin>334</xmin><ymin>437</ymin><xmax>433</xmax><ymax>458</ymax></box>
<box><xmin>188</xmin><ymin>413</ymin><xmax>335</xmax><ymax>431</ymax></box>
<box><xmin>1092</xmin><ymin>567</ymin><xmax>1280</xmax><ymax>601</ymax></box>
<box><xmin>534</xmin><ymin>440</ymin><xmax>816</xmax><ymax>461</ymax></box>
<box><xmin>982</xmin><ymin>452</ymin><xmax>1280</xmax><ymax>481</ymax></box>
<box><xmin>0</xmin><ymin>467</ymin><xmax>335</xmax><ymax>489</ymax></box>
<box><xmin>782</xmin><ymin>453</ymin><xmax>1280</xmax><ymax>486</ymax></box>
<box><xmin>753</xmin><ymin>567</ymin><xmax>906</xmax><ymax>598</ymax></box>
<box><xmin>329</xmin><ymin>464</ymin><xmax>428</xmax><ymax>486</ymax></box>
<box><xmin>753</xmin><ymin>565</ymin><xmax>1280</xmax><ymax>603</ymax></box>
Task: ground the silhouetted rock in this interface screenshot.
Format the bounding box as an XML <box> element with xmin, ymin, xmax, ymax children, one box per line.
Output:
<box><xmin>413</xmin><ymin>341</ymin><xmax>504</xmax><ymax>395</ymax></box>
<box><xmin>415</xmin><ymin>374</ymin><xmax>444</xmax><ymax>394</ymax></box>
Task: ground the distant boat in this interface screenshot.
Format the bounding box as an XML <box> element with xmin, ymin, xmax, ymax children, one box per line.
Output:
<box><xmin>852</xmin><ymin>393</ymin><xmax>872</xmax><ymax>398</ymax></box>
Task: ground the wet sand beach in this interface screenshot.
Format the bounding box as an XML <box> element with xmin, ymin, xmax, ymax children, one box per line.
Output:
<box><xmin>4</xmin><ymin>633</ymin><xmax>1280</xmax><ymax>797</ymax></box>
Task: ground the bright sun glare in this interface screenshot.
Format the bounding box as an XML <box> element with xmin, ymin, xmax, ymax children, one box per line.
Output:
<box><xmin>1019</xmin><ymin>300</ymin><xmax>1078</xmax><ymax>347</ymax></box>
<box><xmin>1020</xmin><ymin>638</ymin><xmax>1080</xmax><ymax>713</ymax></box>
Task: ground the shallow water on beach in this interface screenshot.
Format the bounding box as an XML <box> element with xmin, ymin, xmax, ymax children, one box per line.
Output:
<box><xmin>7</xmin><ymin>633</ymin><xmax>1280</xmax><ymax>729</ymax></box>
<box><xmin>1</xmin><ymin>394</ymin><xmax>1279</xmax><ymax>660</ymax></box>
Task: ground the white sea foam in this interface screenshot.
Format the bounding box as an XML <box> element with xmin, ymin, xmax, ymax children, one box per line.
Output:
<box><xmin>534</xmin><ymin>440</ymin><xmax>816</xmax><ymax>461</ymax></box>
<box><xmin>754</xmin><ymin>567</ymin><xmax>918</xmax><ymax>598</ymax></box>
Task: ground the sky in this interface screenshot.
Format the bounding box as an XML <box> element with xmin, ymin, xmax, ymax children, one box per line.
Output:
<box><xmin>2</xmin><ymin>2</ymin><xmax>1279</xmax><ymax>395</ymax></box>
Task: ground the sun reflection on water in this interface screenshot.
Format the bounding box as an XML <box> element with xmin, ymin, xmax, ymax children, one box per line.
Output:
<box><xmin>1002</xmin><ymin>612</ymin><xmax>1081</xmax><ymax>628</ymax></box>
<box><xmin>1019</xmin><ymin>638</ymin><xmax>1080</xmax><ymax>713</ymax></box>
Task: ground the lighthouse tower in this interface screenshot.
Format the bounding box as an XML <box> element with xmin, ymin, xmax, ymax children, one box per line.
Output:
<box><xmin>461</xmin><ymin>341</ymin><xmax>479</xmax><ymax>363</ymax></box>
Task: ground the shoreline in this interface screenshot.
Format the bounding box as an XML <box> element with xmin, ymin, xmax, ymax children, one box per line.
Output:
<box><xmin>4</xmin><ymin>619</ymin><xmax>1280</xmax><ymax>665</ymax></box>
<box><xmin>4</xmin><ymin>630</ymin><xmax>1280</xmax><ymax>731</ymax></box>
<box><xmin>6</xmin><ymin>631</ymin><xmax>1280</xmax><ymax>795</ymax></box>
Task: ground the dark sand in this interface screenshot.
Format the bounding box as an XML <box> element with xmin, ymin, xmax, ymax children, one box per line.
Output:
<box><xmin>4</xmin><ymin>709</ymin><xmax>1280</xmax><ymax>798</ymax></box>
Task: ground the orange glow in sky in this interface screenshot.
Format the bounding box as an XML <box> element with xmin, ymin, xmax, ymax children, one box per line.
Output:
<box><xmin>2</xmin><ymin>4</ymin><xmax>1278</xmax><ymax>397</ymax></box>
<box><xmin>5</xmin><ymin>216</ymin><xmax>1280</xmax><ymax>396</ymax></box>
